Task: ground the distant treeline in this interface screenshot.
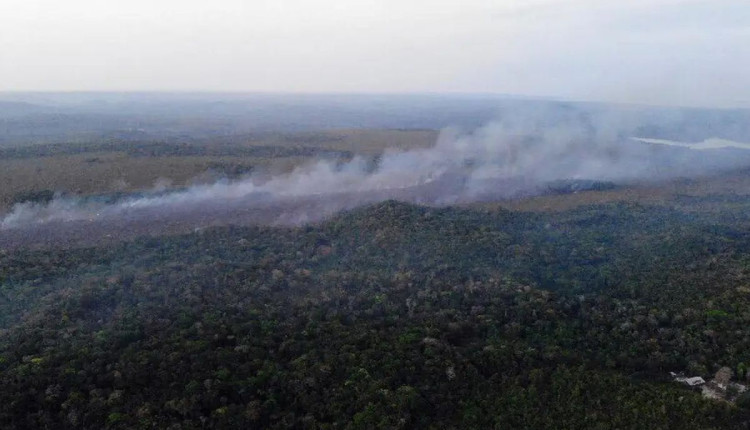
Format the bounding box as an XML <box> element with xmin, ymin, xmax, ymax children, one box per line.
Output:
<box><xmin>0</xmin><ymin>139</ymin><xmax>352</xmax><ymax>160</ymax></box>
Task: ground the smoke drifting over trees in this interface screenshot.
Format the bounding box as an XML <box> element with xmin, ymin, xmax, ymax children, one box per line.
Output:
<box><xmin>3</xmin><ymin>106</ymin><xmax>750</xmax><ymax>232</ymax></box>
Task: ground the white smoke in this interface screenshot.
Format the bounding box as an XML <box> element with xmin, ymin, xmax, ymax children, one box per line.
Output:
<box><xmin>3</xmin><ymin>115</ymin><xmax>750</xmax><ymax>231</ymax></box>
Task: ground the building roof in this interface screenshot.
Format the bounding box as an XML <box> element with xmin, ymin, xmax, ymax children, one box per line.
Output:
<box><xmin>684</xmin><ymin>377</ymin><xmax>706</xmax><ymax>386</ymax></box>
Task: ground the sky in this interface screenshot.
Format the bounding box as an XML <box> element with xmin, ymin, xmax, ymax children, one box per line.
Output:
<box><xmin>0</xmin><ymin>0</ymin><xmax>748</xmax><ymax>108</ymax></box>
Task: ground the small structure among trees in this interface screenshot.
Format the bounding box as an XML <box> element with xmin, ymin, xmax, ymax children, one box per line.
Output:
<box><xmin>672</xmin><ymin>372</ymin><xmax>706</xmax><ymax>387</ymax></box>
<box><xmin>671</xmin><ymin>367</ymin><xmax>749</xmax><ymax>403</ymax></box>
<box><xmin>699</xmin><ymin>366</ymin><xmax>748</xmax><ymax>402</ymax></box>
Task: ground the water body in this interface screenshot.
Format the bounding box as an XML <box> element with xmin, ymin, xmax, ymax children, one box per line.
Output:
<box><xmin>633</xmin><ymin>137</ymin><xmax>750</xmax><ymax>151</ymax></box>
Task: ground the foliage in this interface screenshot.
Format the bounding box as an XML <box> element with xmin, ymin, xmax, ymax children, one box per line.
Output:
<box><xmin>2</xmin><ymin>198</ymin><xmax>750</xmax><ymax>428</ymax></box>
<box><xmin>10</xmin><ymin>189</ymin><xmax>55</xmax><ymax>205</ymax></box>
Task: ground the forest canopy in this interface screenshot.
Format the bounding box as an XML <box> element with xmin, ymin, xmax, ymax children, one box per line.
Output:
<box><xmin>2</xmin><ymin>198</ymin><xmax>750</xmax><ymax>428</ymax></box>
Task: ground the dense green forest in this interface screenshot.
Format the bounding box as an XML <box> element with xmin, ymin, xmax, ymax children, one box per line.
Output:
<box><xmin>2</xmin><ymin>198</ymin><xmax>750</xmax><ymax>428</ymax></box>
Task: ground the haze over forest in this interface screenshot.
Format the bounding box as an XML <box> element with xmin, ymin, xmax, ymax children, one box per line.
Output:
<box><xmin>3</xmin><ymin>1</ymin><xmax>750</xmax><ymax>429</ymax></box>
<box><xmin>2</xmin><ymin>93</ymin><xmax>750</xmax><ymax>245</ymax></box>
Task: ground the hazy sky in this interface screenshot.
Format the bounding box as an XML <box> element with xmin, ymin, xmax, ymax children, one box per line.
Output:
<box><xmin>1</xmin><ymin>0</ymin><xmax>748</xmax><ymax>107</ymax></box>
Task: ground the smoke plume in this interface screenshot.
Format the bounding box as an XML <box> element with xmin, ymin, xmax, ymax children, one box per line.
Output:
<box><xmin>3</xmin><ymin>111</ymin><xmax>750</xmax><ymax>234</ymax></box>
